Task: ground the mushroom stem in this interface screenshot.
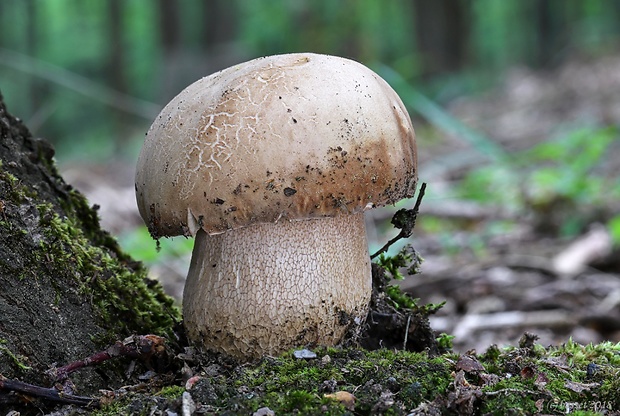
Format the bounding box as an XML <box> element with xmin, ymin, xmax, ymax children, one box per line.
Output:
<box><xmin>182</xmin><ymin>212</ymin><xmax>372</xmax><ymax>358</ymax></box>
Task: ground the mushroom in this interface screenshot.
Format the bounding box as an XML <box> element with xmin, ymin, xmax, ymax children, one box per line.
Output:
<box><xmin>135</xmin><ymin>53</ymin><xmax>417</xmax><ymax>359</ymax></box>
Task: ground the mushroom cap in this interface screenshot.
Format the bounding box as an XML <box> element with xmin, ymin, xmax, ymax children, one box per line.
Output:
<box><xmin>136</xmin><ymin>53</ymin><xmax>417</xmax><ymax>237</ymax></box>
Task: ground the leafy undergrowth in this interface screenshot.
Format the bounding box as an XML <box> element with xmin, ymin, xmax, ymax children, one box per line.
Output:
<box><xmin>91</xmin><ymin>335</ymin><xmax>620</xmax><ymax>415</ymax></box>
<box><xmin>456</xmin><ymin>125</ymin><xmax>620</xmax><ymax>241</ymax></box>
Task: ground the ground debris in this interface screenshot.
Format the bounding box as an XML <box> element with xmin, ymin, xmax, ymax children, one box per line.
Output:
<box><xmin>0</xmin><ymin>335</ymin><xmax>171</xmax><ymax>410</ymax></box>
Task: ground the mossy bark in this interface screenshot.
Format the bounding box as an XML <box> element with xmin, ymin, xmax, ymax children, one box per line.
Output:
<box><xmin>0</xmin><ymin>92</ymin><xmax>180</xmax><ymax>395</ymax></box>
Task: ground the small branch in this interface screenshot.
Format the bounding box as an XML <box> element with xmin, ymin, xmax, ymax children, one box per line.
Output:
<box><xmin>51</xmin><ymin>334</ymin><xmax>166</xmax><ymax>382</ymax></box>
<box><xmin>403</xmin><ymin>315</ymin><xmax>411</xmax><ymax>350</ymax></box>
<box><xmin>0</xmin><ymin>375</ymin><xmax>99</xmax><ymax>408</ymax></box>
<box><xmin>371</xmin><ymin>182</ymin><xmax>427</xmax><ymax>260</ymax></box>
<box><xmin>484</xmin><ymin>388</ymin><xmax>545</xmax><ymax>397</ymax></box>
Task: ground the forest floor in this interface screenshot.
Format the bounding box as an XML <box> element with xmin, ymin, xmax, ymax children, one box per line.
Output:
<box><xmin>406</xmin><ymin>54</ymin><xmax>620</xmax><ymax>353</ymax></box>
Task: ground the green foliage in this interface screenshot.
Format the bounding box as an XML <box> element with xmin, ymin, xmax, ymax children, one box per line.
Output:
<box><xmin>375</xmin><ymin>245</ymin><xmax>420</xmax><ymax>309</ymax></box>
<box><xmin>436</xmin><ymin>333</ymin><xmax>455</xmax><ymax>351</ymax></box>
<box><xmin>384</xmin><ymin>285</ymin><xmax>418</xmax><ymax>310</ymax></box>
<box><xmin>459</xmin><ymin>164</ymin><xmax>519</xmax><ymax>209</ymax></box>
<box><xmin>376</xmin><ymin>250</ymin><xmax>409</xmax><ymax>281</ymax></box>
<box><xmin>459</xmin><ymin>125</ymin><xmax>619</xmax><ymax>237</ymax></box>
<box><xmin>521</xmin><ymin>127</ymin><xmax>618</xmax><ymax>204</ymax></box>
<box><xmin>376</xmin><ymin>245</ymin><xmax>423</xmax><ymax>281</ymax></box>
<box><xmin>374</xmin><ymin>245</ymin><xmax>445</xmax><ymax>314</ymax></box>
<box><xmin>239</xmin><ymin>1</ymin><xmax>416</xmax><ymax>68</ymax></box>
<box><xmin>608</xmin><ymin>214</ymin><xmax>620</xmax><ymax>247</ymax></box>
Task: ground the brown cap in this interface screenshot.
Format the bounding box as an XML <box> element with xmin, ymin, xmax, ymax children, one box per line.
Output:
<box><xmin>135</xmin><ymin>53</ymin><xmax>417</xmax><ymax>237</ymax></box>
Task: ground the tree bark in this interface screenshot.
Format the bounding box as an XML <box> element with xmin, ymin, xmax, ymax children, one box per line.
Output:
<box><xmin>0</xmin><ymin>92</ymin><xmax>178</xmax><ymax>399</ymax></box>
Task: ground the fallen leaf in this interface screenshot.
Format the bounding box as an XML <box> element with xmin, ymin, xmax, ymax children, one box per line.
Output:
<box><xmin>325</xmin><ymin>391</ymin><xmax>356</xmax><ymax>410</ymax></box>
<box><xmin>456</xmin><ymin>355</ymin><xmax>485</xmax><ymax>373</ymax></box>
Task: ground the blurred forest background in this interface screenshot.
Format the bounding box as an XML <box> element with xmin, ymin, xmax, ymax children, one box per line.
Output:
<box><xmin>2</xmin><ymin>0</ymin><xmax>620</xmax><ymax>350</ymax></box>
<box><xmin>3</xmin><ymin>1</ymin><xmax>620</xmax><ymax>159</ymax></box>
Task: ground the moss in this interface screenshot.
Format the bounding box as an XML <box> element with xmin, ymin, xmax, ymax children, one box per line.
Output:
<box><xmin>373</xmin><ymin>245</ymin><xmax>444</xmax><ymax>315</ymax></box>
<box><xmin>0</xmin><ymin>159</ymin><xmax>32</xmax><ymax>202</ymax></box>
<box><xmin>230</xmin><ymin>347</ymin><xmax>451</xmax><ymax>414</ymax></box>
<box><xmin>243</xmin><ymin>390</ymin><xmax>345</xmax><ymax>415</ymax></box>
<box><xmin>90</xmin><ymin>402</ymin><xmax>125</xmax><ymax>416</ymax></box>
<box><xmin>475</xmin><ymin>339</ymin><xmax>620</xmax><ymax>415</ymax></box>
<box><xmin>155</xmin><ymin>385</ymin><xmax>185</xmax><ymax>399</ymax></box>
<box><xmin>0</xmin><ymin>339</ymin><xmax>31</xmax><ymax>371</ymax></box>
<box><xmin>77</xmin><ymin>338</ymin><xmax>620</xmax><ymax>414</ymax></box>
<box><xmin>61</xmin><ymin>187</ymin><xmax>132</xmax><ymax>260</ymax></box>
<box><xmin>436</xmin><ymin>333</ymin><xmax>455</xmax><ymax>350</ymax></box>
<box><xmin>35</xmin><ymin>202</ymin><xmax>180</xmax><ymax>342</ymax></box>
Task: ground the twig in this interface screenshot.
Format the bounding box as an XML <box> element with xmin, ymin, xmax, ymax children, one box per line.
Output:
<box><xmin>371</xmin><ymin>182</ymin><xmax>427</xmax><ymax>260</ymax></box>
<box><xmin>403</xmin><ymin>315</ymin><xmax>411</xmax><ymax>350</ymax></box>
<box><xmin>0</xmin><ymin>375</ymin><xmax>99</xmax><ymax>408</ymax></box>
<box><xmin>484</xmin><ymin>388</ymin><xmax>545</xmax><ymax>397</ymax></box>
<box><xmin>51</xmin><ymin>334</ymin><xmax>166</xmax><ymax>382</ymax></box>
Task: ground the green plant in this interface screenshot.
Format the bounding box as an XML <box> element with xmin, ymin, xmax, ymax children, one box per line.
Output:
<box><xmin>608</xmin><ymin>214</ymin><xmax>620</xmax><ymax>247</ymax></box>
<box><xmin>374</xmin><ymin>244</ymin><xmax>446</xmax><ymax>315</ymax></box>
<box><xmin>436</xmin><ymin>333</ymin><xmax>455</xmax><ymax>350</ymax></box>
<box><xmin>376</xmin><ymin>245</ymin><xmax>423</xmax><ymax>280</ymax></box>
<box><xmin>459</xmin><ymin>125</ymin><xmax>619</xmax><ymax>237</ymax></box>
<box><xmin>522</xmin><ymin>126</ymin><xmax>617</xmax><ymax>204</ymax></box>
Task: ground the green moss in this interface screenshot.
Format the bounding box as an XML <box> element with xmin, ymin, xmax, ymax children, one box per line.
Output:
<box><xmin>90</xmin><ymin>400</ymin><xmax>127</xmax><ymax>416</ymax></box>
<box><xmin>245</xmin><ymin>390</ymin><xmax>344</xmax><ymax>415</ymax></box>
<box><xmin>51</xmin><ymin>339</ymin><xmax>620</xmax><ymax>414</ymax></box>
<box><xmin>0</xmin><ymin>160</ymin><xmax>31</xmax><ymax>202</ymax></box>
<box><xmin>36</xmin><ymin>202</ymin><xmax>180</xmax><ymax>342</ymax></box>
<box><xmin>436</xmin><ymin>333</ymin><xmax>455</xmax><ymax>350</ymax></box>
<box><xmin>232</xmin><ymin>347</ymin><xmax>451</xmax><ymax>414</ymax></box>
<box><xmin>552</xmin><ymin>339</ymin><xmax>620</xmax><ymax>366</ymax></box>
<box><xmin>475</xmin><ymin>339</ymin><xmax>620</xmax><ymax>414</ymax></box>
<box><xmin>0</xmin><ymin>339</ymin><xmax>31</xmax><ymax>371</ymax></box>
<box><xmin>2</xmin><ymin>170</ymin><xmax>17</xmax><ymax>186</ymax></box>
<box><xmin>155</xmin><ymin>385</ymin><xmax>185</xmax><ymax>399</ymax></box>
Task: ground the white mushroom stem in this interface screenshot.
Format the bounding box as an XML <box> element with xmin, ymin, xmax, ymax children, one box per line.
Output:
<box><xmin>182</xmin><ymin>212</ymin><xmax>372</xmax><ymax>358</ymax></box>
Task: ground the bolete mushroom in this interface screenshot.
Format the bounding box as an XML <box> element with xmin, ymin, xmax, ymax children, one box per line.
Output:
<box><xmin>135</xmin><ymin>53</ymin><xmax>417</xmax><ymax>359</ymax></box>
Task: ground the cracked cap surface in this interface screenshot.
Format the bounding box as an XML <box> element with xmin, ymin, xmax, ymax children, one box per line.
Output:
<box><xmin>135</xmin><ymin>53</ymin><xmax>417</xmax><ymax>237</ymax></box>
